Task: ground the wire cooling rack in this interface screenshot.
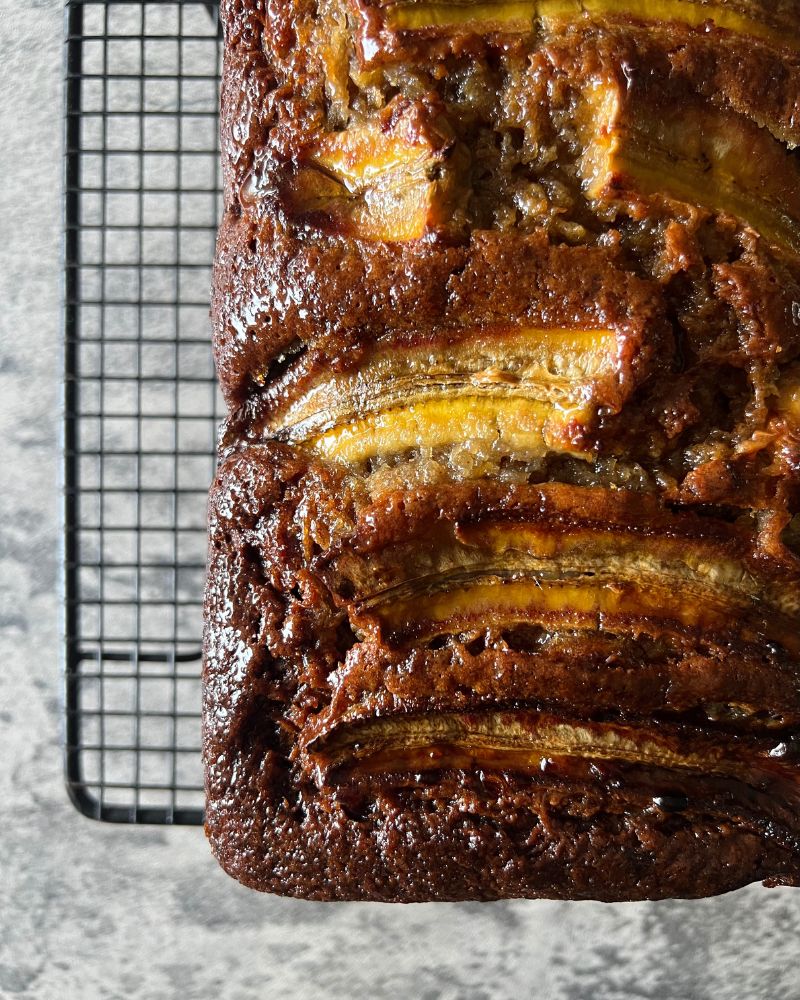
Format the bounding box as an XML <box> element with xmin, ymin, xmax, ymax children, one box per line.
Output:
<box><xmin>63</xmin><ymin>0</ymin><xmax>223</xmax><ymax>823</ymax></box>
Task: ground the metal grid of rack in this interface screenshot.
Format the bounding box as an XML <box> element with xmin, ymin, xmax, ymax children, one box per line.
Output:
<box><xmin>63</xmin><ymin>0</ymin><xmax>222</xmax><ymax>824</ymax></box>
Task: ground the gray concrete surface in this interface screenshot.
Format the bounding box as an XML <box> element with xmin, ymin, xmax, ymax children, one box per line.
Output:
<box><xmin>2</xmin><ymin>2</ymin><xmax>800</xmax><ymax>997</ymax></box>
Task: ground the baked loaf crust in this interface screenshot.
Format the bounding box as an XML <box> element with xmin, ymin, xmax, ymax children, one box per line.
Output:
<box><xmin>205</xmin><ymin>0</ymin><xmax>800</xmax><ymax>899</ymax></box>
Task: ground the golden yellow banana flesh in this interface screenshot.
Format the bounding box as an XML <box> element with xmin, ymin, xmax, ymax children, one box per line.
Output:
<box><xmin>356</xmin><ymin>0</ymin><xmax>799</xmax><ymax>49</ymax></box>
<box><xmin>579</xmin><ymin>84</ymin><xmax>800</xmax><ymax>253</ymax></box>
<box><xmin>287</xmin><ymin>99</ymin><xmax>466</xmax><ymax>240</ymax></box>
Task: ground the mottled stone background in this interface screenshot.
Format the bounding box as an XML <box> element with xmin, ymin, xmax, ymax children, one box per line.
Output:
<box><xmin>2</xmin><ymin>2</ymin><xmax>800</xmax><ymax>997</ymax></box>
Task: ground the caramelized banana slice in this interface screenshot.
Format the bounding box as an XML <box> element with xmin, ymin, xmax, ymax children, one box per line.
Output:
<box><xmin>547</xmin><ymin>0</ymin><xmax>798</xmax><ymax>45</ymax></box>
<box><xmin>354</xmin><ymin>0</ymin><xmax>799</xmax><ymax>63</ymax></box>
<box><xmin>270</xmin><ymin>328</ymin><xmax>625</xmax><ymax>466</ymax></box>
<box><xmin>456</xmin><ymin>522</ymin><xmax>799</xmax><ymax>617</ymax></box>
<box><xmin>303</xmin><ymin>709</ymin><xmax>799</xmax><ymax>792</ymax></box>
<box><xmin>326</xmin><ymin>490</ymin><xmax>800</xmax><ymax>618</ymax></box>
<box><xmin>286</xmin><ymin>98</ymin><xmax>466</xmax><ymax>240</ymax></box>
<box><xmin>373</xmin><ymin>0</ymin><xmax>536</xmax><ymax>31</ymax></box>
<box><xmin>310</xmin><ymin>396</ymin><xmax>593</xmax><ymax>465</ymax></box>
<box><xmin>352</xmin><ymin>573</ymin><xmax>800</xmax><ymax>652</ymax></box>
<box><xmin>331</xmin><ymin>526</ymin><xmax>760</xmax><ymax>607</ymax></box>
<box><xmin>266</xmin><ymin>327</ymin><xmax>622</xmax><ymax>440</ymax></box>
<box><xmin>579</xmin><ymin>83</ymin><xmax>800</xmax><ymax>254</ymax></box>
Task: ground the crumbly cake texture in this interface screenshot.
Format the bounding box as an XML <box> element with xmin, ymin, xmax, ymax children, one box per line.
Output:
<box><xmin>205</xmin><ymin>0</ymin><xmax>800</xmax><ymax>900</ymax></box>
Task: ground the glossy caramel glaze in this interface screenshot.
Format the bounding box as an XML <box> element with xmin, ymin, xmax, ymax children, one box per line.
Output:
<box><xmin>205</xmin><ymin>0</ymin><xmax>800</xmax><ymax>899</ymax></box>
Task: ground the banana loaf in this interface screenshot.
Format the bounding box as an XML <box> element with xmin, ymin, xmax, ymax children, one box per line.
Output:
<box><xmin>204</xmin><ymin>0</ymin><xmax>800</xmax><ymax>900</ymax></box>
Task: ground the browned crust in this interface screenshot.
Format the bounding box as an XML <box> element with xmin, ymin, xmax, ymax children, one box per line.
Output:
<box><xmin>212</xmin><ymin>222</ymin><xmax>667</xmax><ymax>409</ymax></box>
<box><xmin>206</xmin><ymin>0</ymin><xmax>800</xmax><ymax>900</ymax></box>
<box><xmin>204</xmin><ymin>761</ymin><xmax>800</xmax><ymax>901</ymax></box>
<box><xmin>202</xmin><ymin>446</ymin><xmax>800</xmax><ymax>899</ymax></box>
